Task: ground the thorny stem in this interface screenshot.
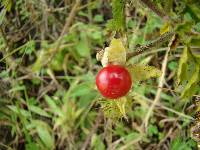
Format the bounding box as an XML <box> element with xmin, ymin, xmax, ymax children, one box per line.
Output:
<box><xmin>127</xmin><ymin>31</ymin><xmax>174</xmax><ymax>59</ymax></box>
<box><xmin>140</xmin><ymin>0</ymin><xmax>168</xmax><ymax>19</ymax></box>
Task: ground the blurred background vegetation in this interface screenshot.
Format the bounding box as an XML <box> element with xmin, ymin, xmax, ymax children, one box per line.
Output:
<box><xmin>0</xmin><ymin>0</ymin><xmax>200</xmax><ymax>149</ymax></box>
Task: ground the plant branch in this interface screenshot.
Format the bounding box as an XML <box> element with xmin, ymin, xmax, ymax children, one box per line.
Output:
<box><xmin>142</xmin><ymin>34</ymin><xmax>176</xmax><ymax>131</ymax></box>
<box><xmin>81</xmin><ymin>111</ymin><xmax>103</xmax><ymax>150</ymax></box>
<box><xmin>140</xmin><ymin>0</ymin><xmax>168</xmax><ymax>19</ymax></box>
<box><xmin>44</xmin><ymin>0</ymin><xmax>81</xmax><ymax>66</ymax></box>
<box><xmin>127</xmin><ymin>31</ymin><xmax>174</xmax><ymax>60</ymax></box>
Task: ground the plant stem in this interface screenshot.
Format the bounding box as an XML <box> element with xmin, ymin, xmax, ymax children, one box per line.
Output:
<box><xmin>142</xmin><ymin>34</ymin><xmax>176</xmax><ymax>131</ymax></box>
<box><xmin>140</xmin><ymin>0</ymin><xmax>167</xmax><ymax>18</ymax></box>
<box><xmin>127</xmin><ymin>31</ymin><xmax>174</xmax><ymax>59</ymax></box>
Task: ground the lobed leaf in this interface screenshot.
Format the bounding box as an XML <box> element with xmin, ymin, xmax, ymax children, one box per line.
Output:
<box><xmin>98</xmin><ymin>97</ymin><xmax>132</xmax><ymax>120</ymax></box>
<box><xmin>127</xmin><ymin>64</ymin><xmax>162</xmax><ymax>82</ymax></box>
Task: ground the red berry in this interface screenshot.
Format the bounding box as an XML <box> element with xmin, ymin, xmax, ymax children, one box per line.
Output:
<box><xmin>96</xmin><ymin>65</ymin><xmax>132</xmax><ymax>99</ymax></box>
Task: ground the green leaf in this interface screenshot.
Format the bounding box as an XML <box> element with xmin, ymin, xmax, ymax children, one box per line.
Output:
<box><xmin>177</xmin><ymin>46</ymin><xmax>189</xmax><ymax>84</ymax></box>
<box><xmin>91</xmin><ymin>134</ymin><xmax>105</xmax><ymax>150</ymax></box>
<box><xmin>8</xmin><ymin>105</ymin><xmax>31</xmax><ymax>117</ymax></box>
<box><xmin>170</xmin><ymin>137</ymin><xmax>196</xmax><ymax>150</ymax></box>
<box><xmin>33</xmin><ymin>120</ymin><xmax>54</xmax><ymax>150</ymax></box>
<box><xmin>127</xmin><ymin>64</ymin><xmax>162</xmax><ymax>82</ymax></box>
<box><xmin>44</xmin><ymin>95</ymin><xmax>64</xmax><ymax>117</ymax></box>
<box><xmin>181</xmin><ymin>64</ymin><xmax>199</xmax><ymax>98</ymax></box>
<box><xmin>93</xmin><ymin>15</ymin><xmax>104</xmax><ymax>22</ymax></box>
<box><xmin>186</xmin><ymin>4</ymin><xmax>200</xmax><ymax>22</ymax></box>
<box><xmin>148</xmin><ymin>124</ymin><xmax>159</xmax><ymax>136</ymax></box>
<box><xmin>2</xmin><ymin>0</ymin><xmax>12</xmax><ymax>11</ymax></box>
<box><xmin>0</xmin><ymin>9</ymin><xmax>6</xmax><ymax>25</ymax></box>
<box><xmin>25</xmin><ymin>143</ymin><xmax>39</xmax><ymax>150</ymax></box>
<box><xmin>75</xmin><ymin>32</ymin><xmax>90</xmax><ymax>57</ymax></box>
<box><xmin>177</xmin><ymin>46</ymin><xmax>200</xmax><ymax>98</ymax></box>
<box><xmin>106</xmin><ymin>0</ymin><xmax>125</xmax><ymax>31</ymax></box>
<box><xmin>29</xmin><ymin>105</ymin><xmax>51</xmax><ymax>118</ymax></box>
<box><xmin>176</xmin><ymin>22</ymin><xmax>193</xmax><ymax>38</ymax></box>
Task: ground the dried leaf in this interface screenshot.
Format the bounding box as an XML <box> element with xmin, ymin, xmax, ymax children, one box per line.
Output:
<box><xmin>127</xmin><ymin>64</ymin><xmax>162</xmax><ymax>82</ymax></box>
<box><xmin>101</xmin><ymin>38</ymin><xmax>126</xmax><ymax>66</ymax></box>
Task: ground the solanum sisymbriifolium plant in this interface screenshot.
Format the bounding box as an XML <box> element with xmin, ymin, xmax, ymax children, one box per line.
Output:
<box><xmin>95</xmin><ymin>38</ymin><xmax>162</xmax><ymax>119</ymax></box>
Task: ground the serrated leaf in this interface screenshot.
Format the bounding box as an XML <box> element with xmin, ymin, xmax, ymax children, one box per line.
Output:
<box><xmin>127</xmin><ymin>64</ymin><xmax>162</xmax><ymax>82</ymax></box>
<box><xmin>101</xmin><ymin>38</ymin><xmax>126</xmax><ymax>66</ymax></box>
<box><xmin>98</xmin><ymin>97</ymin><xmax>132</xmax><ymax>120</ymax></box>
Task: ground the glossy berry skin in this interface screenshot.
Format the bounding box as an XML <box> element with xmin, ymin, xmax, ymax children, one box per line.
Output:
<box><xmin>96</xmin><ymin>65</ymin><xmax>132</xmax><ymax>99</ymax></box>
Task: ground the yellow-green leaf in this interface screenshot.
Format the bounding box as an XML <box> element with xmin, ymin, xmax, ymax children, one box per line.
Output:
<box><xmin>181</xmin><ymin>64</ymin><xmax>200</xmax><ymax>98</ymax></box>
<box><xmin>98</xmin><ymin>97</ymin><xmax>132</xmax><ymax>120</ymax></box>
<box><xmin>101</xmin><ymin>38</ymin><xmax>126</xmax><ymax>66</ymax></box>
<box><xmin>177</xmin><ymin>46</ymin><xmax>189</xmax><ymax>84</ymax></box>
<box><xmin>160</xmin><ymin>22</ymin><xmax>170</xmax><ymax>35</ymax></box>
<box><xmin>127</xmin><ymin>64</ymin><xmax>162</xmax><ymax>82</ymax></box>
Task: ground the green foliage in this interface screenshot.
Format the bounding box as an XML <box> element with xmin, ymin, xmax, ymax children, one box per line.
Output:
<box><xmin>1</xmin><ymin>0</ymin><xmax>200</xmax><ymax>149</ymax></box>
<box><xmin>107</xmin><ymin>0</ymin><xmax>125</xmax><ymax>32</ymax></box>
<box><xmin>177</xmin><ymin>46</ymin><xmax>200</xmax><ymax>98</ymax></box>
<box><xmin>170</xmin><ymin>137</ymin><xmax>197</xmax><ymax>150</ymax></box>
<box><xmin>1</xmin><ymin>0</ymin><xmax>12</xmax><ymax>11</ymax></box>
<box><xmin>91</xmin><ymin>134</ymin><xmax>105</xmax><ymax>150</ymax></box>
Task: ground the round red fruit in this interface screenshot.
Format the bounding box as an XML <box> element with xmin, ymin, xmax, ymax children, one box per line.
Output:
<box><xmin>96</xmin><ymin>65</ymin><xmax>132</xmax><ymax>99</ymax></box>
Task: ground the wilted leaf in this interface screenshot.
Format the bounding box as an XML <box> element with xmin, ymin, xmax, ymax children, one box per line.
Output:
<box><xmin>101</xmin><ymin>38</ymin><xmax>126</xmax><ymax>66</ymax></box>
<box><xmin>127</xmin><ymin>64</ymin><xmax>162</xmax><ymax>82</ymax></box>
